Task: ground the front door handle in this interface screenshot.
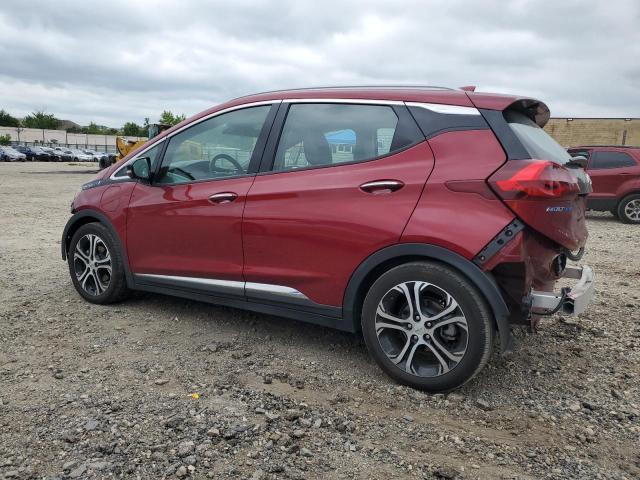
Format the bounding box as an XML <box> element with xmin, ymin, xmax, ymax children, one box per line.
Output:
<box><xmin>359</xmin><ymin>180</ymin><xmax>405</xmax><ymax>194</ymax></box>
<box><xmin>208</xmin><ymin>192</ymin><xmax>238</xmax><ymax>204</ymax></box>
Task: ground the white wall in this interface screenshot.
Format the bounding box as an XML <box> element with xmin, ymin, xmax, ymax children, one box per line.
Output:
<box><xmin>0</xmin><ymin>126</ymin><xmax>145</xmax><ymax>149</ymax></box>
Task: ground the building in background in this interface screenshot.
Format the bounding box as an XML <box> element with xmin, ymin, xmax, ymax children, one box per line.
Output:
<box><xmin>545</xmin><ymin>118</ymin><xmax>640</xmax><ymax>148</ymax></box>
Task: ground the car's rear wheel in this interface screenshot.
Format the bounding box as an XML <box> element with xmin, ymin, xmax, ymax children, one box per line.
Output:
<box><xmin>617</xmin><ymin>194</ymin><xmax>640</xmax><ymax>224</ymax></box>
<box><xmin>68</xmin><ymin>223</ymin><xmax>129</xmax><ymax>303</ymax></box>
<box><xmin>361</xmin><ymin>262</ymin><xmax>494</xmax><ymax>392</ymax></box>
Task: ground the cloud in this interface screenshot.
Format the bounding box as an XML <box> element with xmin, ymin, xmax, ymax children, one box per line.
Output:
<box><xmin>0</xmin><ymin>0</ymin><xmax>638</xmax><ymax>126</ymax></box>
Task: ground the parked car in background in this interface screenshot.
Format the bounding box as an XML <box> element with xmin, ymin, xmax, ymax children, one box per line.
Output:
<box><xmin>62</xmin><ymin>86</ymin><xmax>595</xmax><ymax>391</ymax></box>
<box><xmin>568</xmin><ymin>145</ymin><xmax>640</xmax><ymax>224</ymax></box>
<box><xmin>14</xmin><ymin>145</ymin><xmax>53</xmax><ymax>161</ymax></box>
<box><xmin>42</xmin><ymin>147</ymin><xmax>61</xmax><ymax>162</ymax></box>
<box><xmin>0</xmin><ymin>146</ymin><xmax>27</xmax><ymax>161</ymax></box>
<box><xmin>53</xmin><ymin>147</ymin><xmax>74</xmax><ymax>162</ymax></box>
<box><xmin>83</xmin><ymin>150</ymin><xmax>104</xmax><ymax>162</ymax></box>
<box><xmin>70</xmin><ymin>149</ymin><xmax>95</xmax><ymax>162</ymax></box>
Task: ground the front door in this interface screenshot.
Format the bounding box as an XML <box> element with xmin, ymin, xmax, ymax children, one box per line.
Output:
<box><xmin>126</xmin><ymin>104</ymin><xmax>275</xmax><ymax>294</ymax></box>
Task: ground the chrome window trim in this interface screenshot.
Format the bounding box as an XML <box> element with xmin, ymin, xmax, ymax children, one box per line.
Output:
<box><xmin>404</xmin><ymin>101</ymin><xmax>481</xmax><ymax>116</ymax></box>
<box><xmin>283</xmin><ymin>98</ymin><xmax>404</xmax><ymax>106</ymax></box>
<box><xmin>110</xmin><ymin>100</ymin><xmax>280</xmax><ymax>181</ymax></box>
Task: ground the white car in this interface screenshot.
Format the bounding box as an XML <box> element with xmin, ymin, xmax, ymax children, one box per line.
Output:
<box><xmin>83</xmin><ymin>150</ymin><xmax>103</xmax><ymax>162</ymax></box>
<box><xmin>0</xmin><ymin>146</ymin><xmax>27</xmax><ymax>162</ymax></box>
<box><xmin>70</xmin><ymin>149</ymin><xmax>95</xmax><ymax>162</ymax></box>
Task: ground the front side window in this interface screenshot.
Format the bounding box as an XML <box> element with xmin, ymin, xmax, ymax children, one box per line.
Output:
<box><xmin>114</xmin><ymin>142</ymin><xmax>163</xmax><ymax>178</ymax></box>
<box><xmin>273</xmin><ymin>103</ymin><xmax>410</xmax><ymax>172</ymax></box>
<box><xmin>155</xmin><ymin>106</ymin><xmax>271</xmax><ymax>185</ymax></box>
<box><xmin>590</xmin><ymin>151</ymin><xmax>636</xmax><ymax>169</ymax></box>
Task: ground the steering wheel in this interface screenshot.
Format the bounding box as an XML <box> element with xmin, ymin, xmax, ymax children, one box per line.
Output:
<box><xmin>210</xmin><ymin>154</ymin><xmax>244</xmax><ymax>175</ymax></box>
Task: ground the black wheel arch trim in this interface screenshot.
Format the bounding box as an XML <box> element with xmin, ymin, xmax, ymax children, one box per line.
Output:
<box><xmin>61</xmin><ymin>209</ymin><xmax>134</xmax><ymax>286</ymax></box>
<box><xmin>343</xmin><ymin>243</ymin><xmax>513</xmax><ymax>352</ymax></box>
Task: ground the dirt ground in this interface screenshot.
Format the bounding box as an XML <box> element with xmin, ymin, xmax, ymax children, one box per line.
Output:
<box><xmin>0</xmin><ymin>162</ymin><xmax>638</xmax><ymax>480</ymax></box>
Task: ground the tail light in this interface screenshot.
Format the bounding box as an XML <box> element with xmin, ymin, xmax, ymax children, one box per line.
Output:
<box><xmin>488</xmin><ymin>159</ymin><xmax>587</xmax><ymax>251</ymax></box>
<box><xmin>490</xmin><ymin>160</ymin><xmax>580</xmax><ymax>199</ymax></box>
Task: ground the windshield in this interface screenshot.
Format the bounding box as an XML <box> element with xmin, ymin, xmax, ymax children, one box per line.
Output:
<box><xmin>505</xmin><ymin>110</ymin><xmax>571</xmax><ymax>165</ymax></box>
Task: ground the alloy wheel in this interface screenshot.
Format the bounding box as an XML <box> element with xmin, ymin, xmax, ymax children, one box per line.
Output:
<box><xmin>73</xmin><ymin>234</ymin><xmax>112</xmax><ymax>296</ymax></box>
<box><xmin>624</xmin><ymin>199</ymin><xmax>640</xmax><ymax>221</ymax></box>
<box><xmin>375</xmin><ymin>281</ymin><xmax>468</xmax><ymax>377</ymax></box>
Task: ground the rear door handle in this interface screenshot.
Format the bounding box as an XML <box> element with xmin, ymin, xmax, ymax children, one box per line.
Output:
<box><xmin>359</xmin><ymin>180</ymin><xmax>405</xmax><ymax>194</ymax></box>
<box><xmin>208</xmin><ymin>192</ymin><xmax>238</xmax><ymax>204</ymax></box>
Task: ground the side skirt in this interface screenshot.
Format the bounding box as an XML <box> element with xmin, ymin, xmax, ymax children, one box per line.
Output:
<box><xmin>131</xmin><ymin>276</ymin><xmax>350</xmax><ymax>332</ymax></box>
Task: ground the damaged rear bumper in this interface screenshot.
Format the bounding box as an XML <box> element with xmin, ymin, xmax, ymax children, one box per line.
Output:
<box><xmin>530</xmin><ymin>265</ymin><xmax>595</xmax><ymax>316</ymax></box>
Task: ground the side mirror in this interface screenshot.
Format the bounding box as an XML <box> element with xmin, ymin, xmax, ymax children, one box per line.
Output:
<box><xmin>127</xmin><ymin>157</ymin><xmax>152</xmax><ymax>182</ymax></box>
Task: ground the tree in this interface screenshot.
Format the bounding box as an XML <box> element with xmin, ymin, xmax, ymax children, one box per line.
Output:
<box><xmin>0</xmin><ymin>134</ymin><xmax>11</xmax><ymax>146</ymax></box>
<box><xmin>85</xmin><ymin>122</ymin><xmax>102</xmax><ymax>134</ymax></box>
<box><xmin>159</xmin><ymin>110</ymin><xmax>186</xmax><ymax>126</ymax></box>
<box><xmin>123</xmin><ymin>121</ymin><xmax>143</xmax><ymax>136</ymax></box>
<box><xmin>0</xmin><ymin>110</ymin><xmax>20</xmax><ymax>127</ymax></box>
<box><xmin>22</xmin><ymin>111</ymin><xmax>60</xmax><ymax>129</ymax></box>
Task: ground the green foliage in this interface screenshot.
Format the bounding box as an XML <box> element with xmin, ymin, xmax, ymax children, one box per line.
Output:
<box><xmin>85</xmin><ymin>122</ymin><xmax>102</xmax><ymax>134</ymax></box>
<box><xmin>0</xmin><ymin>110</ymin><xmax>20</xmax><ymax>127</ymax></box>
<box><xmin>159</xmin><ymin>110</ymin><xmax>186</xmax><ymax>126</ymax></box>
<box><xmin>123</xmin><ymin>121</ymin><xmax>143</xmax><ymax>136</ymax></box>
<box><xmin>0</xmin><ymin>134</ymin><xmax>11</xmax><ymax>145</ymax></box>
<box><xmin>22</xmin><ymin>111</ymin><xmax>60</xmax><ymax>129</ymax></box>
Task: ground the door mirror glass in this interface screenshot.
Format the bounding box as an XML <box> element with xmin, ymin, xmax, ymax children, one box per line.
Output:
<box><xmin>127</xmin><ymin>157</ymin><xmax>152</xmax><ymax>181</ymax></box>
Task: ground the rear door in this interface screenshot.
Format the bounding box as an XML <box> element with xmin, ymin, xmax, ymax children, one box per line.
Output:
<box><xmin>126</xmin><ymin>103</ymin><xmax>276</xmax><ymax>294</ymax></box>
<box><xmin>242</xmin><ymin>101</ymin><xmax>433</xmax><ymax>309</ymax></box>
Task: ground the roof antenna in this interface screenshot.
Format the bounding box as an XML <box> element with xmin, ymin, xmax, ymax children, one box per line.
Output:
<box><xmin>459</xmin><ymin>85</ymin><xmax>476</xmax><ymax>92</ymax></box>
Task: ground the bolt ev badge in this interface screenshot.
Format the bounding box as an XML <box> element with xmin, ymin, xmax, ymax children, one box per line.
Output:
<box><xmin>546</xmin><ymin>206</ymin><xmax>573</xmax><ymax>213</ymax></box>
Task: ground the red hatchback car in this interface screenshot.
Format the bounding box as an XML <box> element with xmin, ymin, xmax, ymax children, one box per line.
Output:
<box><xmin>62</xmin><ymin>86</ymin><xmax>595</xmax><ymax>391</ymax></box>
<box><xmin>568</xmin><ymin>145</ymin><xmax>640</xmax><ymax>223</ymax></box>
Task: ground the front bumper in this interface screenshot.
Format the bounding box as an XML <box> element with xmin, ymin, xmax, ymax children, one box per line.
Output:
<box><xmin>530</xmin><ymin>265</ymin><xmax>595</xmax><ymax>316</ymax></box>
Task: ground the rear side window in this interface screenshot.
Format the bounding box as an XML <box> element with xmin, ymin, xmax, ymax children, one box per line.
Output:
<box><xmin>273</xmin><ymin>103</ymin><xmax>420</xmax><ymax>172</ymax></box>
<box><xmin>590</xmin><ymin>151</ymin><xmax>636</xmax><ymax>169</ymax></box>
<box><xmin>504</xmin><ymin>110</ymin><xmax>572</xmax><ymax>164</ymax></box>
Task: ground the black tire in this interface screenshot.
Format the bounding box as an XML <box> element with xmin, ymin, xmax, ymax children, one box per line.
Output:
<box><xmin>98</xmin><ymin>157</ymin><xmax>107</xmax><ymax>169</ymax></box>
<box><xmin>361</xmin><ymin>261</ymin><xmax>494</xmax><ymax>392</ymax></box>
<box><xmin>67</xmin><ymin>223</ymin><xmax>130</xmax><ymax>304</ymax></box>
<box><xmin>617</xmin><ymin>194</ymin><xmax>640</xmax><ymax>224</ymax></box>
<box><xmin>610</xmin><ymin>209</ymin><xmax>619</xmax><ymax>219</ymax></box>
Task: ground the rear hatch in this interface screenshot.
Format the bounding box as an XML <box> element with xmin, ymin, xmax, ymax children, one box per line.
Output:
<box><xmin>480</xmin><ymin>103</ymin><xmax>591</xmax><ymax>251</ymax></box>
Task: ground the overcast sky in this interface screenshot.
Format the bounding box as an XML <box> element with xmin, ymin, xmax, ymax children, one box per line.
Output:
<box><xmin>0</xmin><ymin>0</ymin><xmax>638</xmax><ymax>127</ymax></box>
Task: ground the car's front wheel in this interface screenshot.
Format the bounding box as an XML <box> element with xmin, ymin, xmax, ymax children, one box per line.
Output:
<box><xmin>361</xmin><ymin>261</ymin><xmax>494</xmax><ymax>392</ymax></box>
<box><xmin>617</xmin><ymin>194</ymin><xmax>640</xmax><ymax>224</ymax></box>
<box><xmin>68</xmin><ymin>223</ymin><xmax>130</xmax><ymax>303</ymax></box>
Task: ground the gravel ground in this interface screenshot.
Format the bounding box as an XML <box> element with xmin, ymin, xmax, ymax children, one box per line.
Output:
<box><xmin>0</xmin><ymin>162</ymin><xmax>639</xmax><ymax>480</ymax></box>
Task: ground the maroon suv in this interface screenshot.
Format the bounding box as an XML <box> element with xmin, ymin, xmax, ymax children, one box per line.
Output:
<box><xmin>568</xmin><ymin>146</ymin><xmax>640</xmax><ymax>223</ymax></box>
<box><xmin>62</xmin><ymin>86</ymin><xmax>595</xmax><ymax>391</ymax></box>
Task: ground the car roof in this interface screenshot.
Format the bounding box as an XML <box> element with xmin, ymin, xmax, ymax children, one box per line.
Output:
<box><xmin>115</xmin><ymin>85</ymin><xmax>548</xmax><ymax>167</ymax></box>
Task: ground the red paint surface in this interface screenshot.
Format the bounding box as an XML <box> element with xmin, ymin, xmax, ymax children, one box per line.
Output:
<box><xmin>242</xmin><ymin>142</ymin><xmax>435</xmax><ymax>306</ymax></box>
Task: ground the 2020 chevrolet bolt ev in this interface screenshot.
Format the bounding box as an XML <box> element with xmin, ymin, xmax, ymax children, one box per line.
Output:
<box><xmin>62</xmin><ymin>86</ymin><xmax>595</xmax><ymax>391</ymax></box>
